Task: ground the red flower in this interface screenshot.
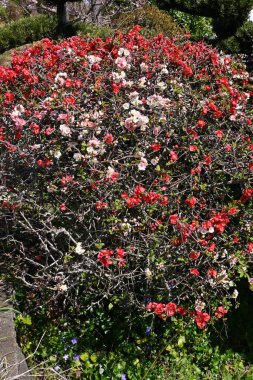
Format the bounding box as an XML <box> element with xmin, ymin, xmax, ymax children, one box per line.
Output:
<box><xmin>116</xmin><ymin>248</ymin><xmax>125</xmax><ymax>258</ymax></box>
<box><xmin>96</xmin><ymin>200</ymin><xmax>107</xmax><ymax>210</ymax></box>
<box><xmin>215</xmin><ymin>130</ymin><xmax>223</xmax><ymax>138</ymax></box>
<box><xmin>134</xmin><ymin>185</ymin><xmax>146</xmax><ymax>196</ymax></box>
<box><xmin>176</xmin><ymin>306</ymin><xmax>188</xmax><ymax>315</ymax></box>
<box><xmin>98</xmin><ymin>249</ymin><xmax>113</xmax><ymax>267</ymax></box>
<box><xmin>112</xmin><ymin>83</ymin><xmax>121</xmax><ymax>94</ymax></box>
<box><xmin>169</xmin><ymin>214</ymin><xmax>178</xmax><ymax>225</ymax></box>
<box><xmin>63</xmin><ymin>96</ymin><xmax>75</xmax><ymax>105</ymax></box>
<box><xmin>190</xmin><ymin>268</ymin><xmax>200</xmax><ymax>276</ymax></box>
<box><xmin>189</xmin><ymin>251</ymin><xmax>200</xmax><ymax>260</ymax></box>
<box><xmin>104</xmin><ymin>134</ymin><xmax>114</xmax><ymax>144</ymax></box>
<box><xmin>143</xmin><ymin>192</ymin><xmax>161</xmax><ymax>204</ymax></box>
<box><xmin>151</xmin><ymin>143</ymin><xmax>161</xmax><ymax>152</ymax></box>
<box><xmin>126</xmin><ymin>195</ymin><xmax>141</xmax><ymax>208</ymax></box>
<box><xmin>4</xmin><ymin>91</ymin><xmax>14</xmax><ymax>102</ymax></box>
<box><xmin>215</xmin><ymin>306</ymin><xmax>228</xmax><ymax>318</ymax></box>
<box><xmin>246</xmin><ymin>242</ymin><xmax>253</xmax><ymax>253</ymax></box>
<box><xmin>195</xmin><ymin>310</ymin><xmax>210</xmax><ymax>329</ymax></box>
<box><xmin>185</xmin><ymin>197</ymin><xmax>197</xmax><ymax>208</ymax></box>
<box><xmin>196</xmin><ymin>119</ymin><xmax>206</xmax><ymax>128</ymax></box>
<box><xmin>182</xmin><ymin>66</ymin><xmax>193</xmax><ymax>77</ymax></box>
<box><xmin>189</xmin><ymin>145</ymin><xmax>198</xmax><ymax>152</ymax></box>
<box><xmin>240</xmin><ymin>188</ymin><xmax>253</xmax><ymax>203</ymax></box>
<box><xmin>207</xmin><ymin>268</ymin><xmax>218</xmax><ymax>277</ymax></box>
<box><xmin>203</xmin><ymin>155</ymin><xmax>212</xmax><ymax>165</ymax></box>
<box><xmin>30</xmin><ymin>123</ymin><xmax>40</xmax><ymax>135</ymax></box>
<box><xmin>207</xmin><ymin>242</ymin><xmax>216</xmax><ymax>252</ymax></box>
<box><xmin>164</xmin><ymin>302</ymin><xmax>177</xmax><ymax>316</ymax></box>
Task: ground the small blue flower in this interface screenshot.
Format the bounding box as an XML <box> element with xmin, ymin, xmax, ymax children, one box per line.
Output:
<box><xmin>121</xmin><ymin>373</ymin><xmax>127</xmax><ymax>380</ymax></box>
<box><xmin>55</xmin><ymin>365</ymin><xmax>60</xmax><ymax>371</ymax></box>
<box><xmin>73</xmin><ymin>354</ymin><xmax>80</xmax><ymax>361</ymax></box>
<box><xmin>71</xmin><ymin>337</ymin><xmax>77</xmax><ymax>345</ymax></box>
<box><xmin>63</xmin><ymin>354</ymin><xmax>69</xmax><ymax>361</ymax></box>
<box><xmin>145</xmin><ymin>327</ymin><xmax>151</xmax><ymax>335</ymax></box>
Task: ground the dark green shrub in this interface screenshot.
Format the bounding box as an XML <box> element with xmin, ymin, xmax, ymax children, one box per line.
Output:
<box><xmin>217</xmin><ymin>36</ymin><xmax>241</xmax><ymax>54</ymax></box>
<box><xmin>0</xmin><ymin>15</ymin><xmax>57</xmax><ymax>54</ymax></box>
<box><xmin>217</xmin><ymin>21</ymin><xmax>253</xmax><ymax>55</ymax></box>
<box><xmin>112</xmin><ymin>5</ymin><xmax>184</xmax><ymax>37</ymax></box>
<box><xmin>236</xmin><ymin>21</ymin><xmax>253</xmax><ymax>55</ymax></box>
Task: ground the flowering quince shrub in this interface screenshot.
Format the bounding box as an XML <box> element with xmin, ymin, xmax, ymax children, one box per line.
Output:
<box><xmin>0</xmin><ymin>26</ymin><xmax>252</xmax><ymax>330</ymax></box>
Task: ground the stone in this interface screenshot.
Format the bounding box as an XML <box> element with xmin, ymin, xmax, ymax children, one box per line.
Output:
<box><xmin>0</xmin><ymin>283</ymin><xmax>31</xmax><ymax>379</ymax></box>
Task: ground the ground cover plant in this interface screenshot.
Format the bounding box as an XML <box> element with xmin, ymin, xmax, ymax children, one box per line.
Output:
<box><xmin>0</xmin><ymin>26</ymin><xmax>252</xmax><ymax>376</ymax></box>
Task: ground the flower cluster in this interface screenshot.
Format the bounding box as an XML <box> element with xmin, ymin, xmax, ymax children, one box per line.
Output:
<box><xmin>0</xmin><ymin>27</ymin><xmax>252</xmax><ymax>322</ymax></box>
<box><xmin>98</xmin><ymin>248</ymin><xmax>126</xmax><ymax>267</ymax></box>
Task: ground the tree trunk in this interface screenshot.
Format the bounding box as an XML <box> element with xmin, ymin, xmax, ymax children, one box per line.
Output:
<box><xmin>90</xmin><ymin>0</ymin><xmax>101</xmax><ymax>24</ymax></box>
<box><xmin>57</xmin><ymin>1</ymin><xmax>68</xmax><ymax>28</ymax></box>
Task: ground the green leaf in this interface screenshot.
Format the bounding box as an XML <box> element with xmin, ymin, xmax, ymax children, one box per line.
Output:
<box><xmin>90</xmin><ymin>354</ymin><xmax>97</xmax><ymax>363</ymax></box>
<box><xmin>80</xmin><ymin>352</ymin><xmax>89</xmax><ymax>362</ymax></box>
<box><xmin>17</xmin><ymin>315</ymin><xmax>32</xmax><ymax>325</ymax></box>
<box><xmin>178</xmin><ymin>335</ymin><xmax>186</xmax><ymax>347</ymax></box>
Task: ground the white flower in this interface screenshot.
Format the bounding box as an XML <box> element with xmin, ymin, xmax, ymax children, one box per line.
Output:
<box><xmin>87</xmin><ymin>55</ymin><xmax>102</xmax><ymax>64</ymax></box>
<box><xmin>156</xmin><ymin>81</ymin><xmax>167</xmax><ymax>91</ymax></box>
<box><xmin>55</xmin><ymin>284</ymin><xmax>68</xmax><ymax>292</ymax></box>
<box><xmin>123</xmin><ymin>103</ymin><xmax>130</xmax><ymax>110</ymax></box>
<box><xmin>60</xmin><ymin>124</ymin><xmax>71</xmax><ymax>137</ymax></box>
<box><xmin>112</xmin><ymin>71</ymin><xmax>126</xmax><ymax>83</ymax></box>
<box><xmin>124</xmin><ymin>110</ymin><xmax>149</xmax><ymax>132</ymax></box>
<box><xmin>73</xmin><ymin>153</ymin><xmax>83</xmax><ymax>161</ymax></box>
<box><xmin>138</xmin><ymin>157</ymin><xmax>148</xmax><ymax>171</ymax></box>
<box><xmin>140</xmin><ymin>62</ymin><xmax>149</xmax><ymax>72</ymax></box>
<box><xmin>161</xmin><ymin>68</ymin><xmax>169</xmax><ymax>75</ymax></box>
<box><xmin>231</xmin><ymin>289</ymin><xmax>239</xmax><ymax>299</ymax></box>
<box><xmin>55</xmin><ymin>72</ymin><xmax>67</xmax><ymax>86</ymax></box>
<box><xmin>118</xmin><ymin>48</ymin><xmax>130</xmax><ymax>57</ymax></box>
<box><xmin>54</xmin><ymin>151</ymin><xmax>62</xmax><ymax>159</ymax></box>
<box><xmin>151</xmin><ymin>157</ymin><xmax>160</xmax><ymax>166</ymax></box>
<box><xmin>106</xmin><ymin>166</ymin><xmax>116</xmax><ymax>177</ymax></box>
<box><xmin>145</xmin><ymin>268</ymin><xmax>152</xmax><ymax>278</ymax></box>
<box><xmin>147</xmin><ymin>94</ymin><xmax>170</xmax><ymax>109</ymax></box>
<box><xmin>129</xmin><ymin>91</ymin><xmax>141</xmax><ymax>106</ymax></box>
<box><xmin>75</xmin><ymin>242</ymin><xmax>85</xmax><ymax>255</ymax></box>
<box><xmin>195</xmin><ymin>299</ymin><xmax>206</xmax><ymax>311</ymax></box>
<box><xmin>138</xmin><ymin>76</ymin><xmax>147</xmax><ymax>88</ymax></box>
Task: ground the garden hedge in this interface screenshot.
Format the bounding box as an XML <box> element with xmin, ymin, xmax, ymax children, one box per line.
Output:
<box><xmin>0</xmin><ymin>28</ymin><xmax>252</xmax><ymax>334</ymax></box>
<box><xmin>0</xmin><ymin>14</ymin><xmax>57</xmax><ymax>54</ymax></box>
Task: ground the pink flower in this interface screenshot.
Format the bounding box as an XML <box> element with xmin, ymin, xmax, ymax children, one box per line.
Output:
<box><xmin>169</xmin><ymin>151</ymin><xmax>178</xmax><ymax>162</ymax></box>
<box><xmin>138</xmin><ymin>157</ymin><xmax>148</xmax><ymax>171</ymax></box>
<box><xmin>59</xmin><ymin>203</ymin><xmax>67</xmax><ymax>212</ymax></box>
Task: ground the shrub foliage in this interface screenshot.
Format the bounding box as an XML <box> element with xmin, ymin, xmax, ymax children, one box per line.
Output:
<box><xmin>112</xmin><ymin>5</ymin><xmax>184</xmax><ymax>37</ymax></box>
<box><xmin>0</xmin><ymin>15</ymin><xmax>57</xmax><ymax>54</ymax></box>
<box><xmin>0</xmin><ymin>28</ymin><xmax>252</xmax><ymax>330</ymax></box>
